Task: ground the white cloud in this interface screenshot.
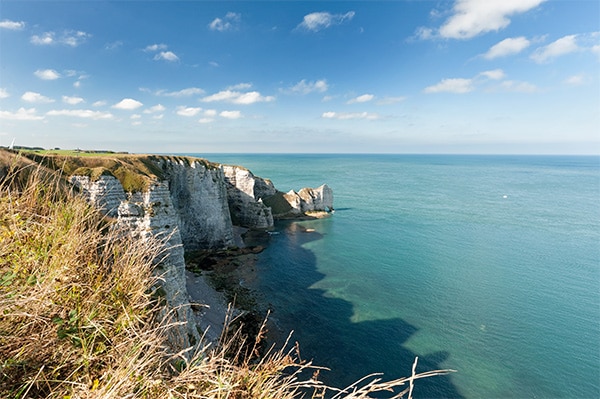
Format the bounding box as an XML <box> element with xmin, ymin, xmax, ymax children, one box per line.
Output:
<box><xmin>0</xmin><ymin>88</ymin><xmax>10</xmax><ymax>99</ymax></box>
<box><xmin>156</xmin><ymin>87</ymin><xmax>204</xmax><ymax>97</ymax></box>
<box><xmin>479</xmin><ymin>69</ymin><xmax>506</xmax><ymax>80</ymax></box>
<box><xmin>131</xmin><ymin>114</ymin><xmax>142</xmax><ymax>119</ymax></box>
<box><xmin>62</xmin><ymin>31</ymin><xmax>91</xmax><ymax>47</ymax></box>
<box><xmin>112</xmin><ymin>98</ymin><xmax>143</xmax><ymax>110</ymax></box>
<box><xmin>347</xmin><ymin>94</ymin><xmax>375</xmax><ymax>104</ymax></box>
<box><xmin>297</xmin><ymin>11</ymin><xmax>355</xmax><ymax>32</ymax></box>
<box><xmin>47</xmin><ymin>109</ymin><xmax>114</xmax><ymax>120</ymax></box>
<box><xmin>34</xmin><ymin>69</ymin><xmax>61</xmax><ymax>80</ymax></box>
<box><xmin>197</xmin><ymin>109</ymin><xmax>217</xmax><ymax>123</ymax></box>
<box><xmin>531</xmin><ymin>35</ymin><xmax>579</xmax><ymax>63</ymax></box>
<box><xmin>564</xmin><ymin>74</ymin><xmax>585</xmax><ymax>85</ymax></box>
<box><xmin>424</xmin><ymin>78</ymin><xmax>474</xmax><ymax>94</ymax></box>
<box><xmin>31</xmin><ymin>32</ymin><xmax>55</xmax><ymax>45</ymax></box>
<box><xmin>152</xmin><ymin>114</ymin><xmax>163</xmax><ymax>120</ymax></box>
<box><xmin>62</xmin><ymin>95</ymin><xmax>84</xmax><ymax>105</ymax></box>
<box><xmin>287</xmin><ymin>79</ymin><xmax>329</xmax><ymax>94</ymax></box>
<box><xmin>154</xmin><ymin>51</ymin><xmax>179</xmax><ymax>62</ymax></box>
<box><xmin>144</xmin><ymin>43</ymin><xmax>168</xmax><ymax>52</ymax></box>
<box><xmin>321</xmin><ymin>111</ymin><xmax>379</xmax><ymax>120</ymax></box>
<box><xmin>483</xmin><ymin>37</ymin><xmax>531</xmax><ymax>59</ymax></box>
<box><xmin>92</xmin><ymin>100</ymin><xmax>107</xmax><ymax>107</ymax></box>
<box><xmin>31</xmin><ymin>30</ymin><xmax>90</xmax><ymax>46</ymax></box>
<box><xmin>437</xmin><ymin>0</ymin><xmax>546</xmax><ymax>39</ymax></box>
<box><xmin>0</xmin><ymin>107</ymin><xmax>44</xmax><ymax>121</ymax></box>
<box><xmin>22</xmin><ymin>91</ymin><xmax>55</xmax><ymax>103</ymax></box>
<box><xmin>144</xmin><ymin>104</ymin><xmax>166</xmax><ymax>114</ymax></box>
<box><xmin>219</xmin><ymin>110</ymin><xmax>242</xmax><ymax>119</ymax></box>
<box><xmin>176</xmin><ymin>106</ymin><xmax>203</xmax><ymax>117</ymax></box>
<box><xmin>209</xmin><ymin>12</ymin><xmax>241</xmax><ymax>32</ymax></box>
<box><xmin>500</xmin><ymin>80</ymin><xmax>538</xmax><ymax>93</ymax></box>
<box><xmin>201</xmin><ymin>90</ymin><xmax>274</xmax><ymax>104</ymax></box>
<box><xmin>0</xmin><ymin>20</ymin><xmax>25</xmax><ymax>30</ymax></box>
<box><xmin>105</xmin><ymin>41</ymin><xmax>123</xmax><ymax>50</ymax></box>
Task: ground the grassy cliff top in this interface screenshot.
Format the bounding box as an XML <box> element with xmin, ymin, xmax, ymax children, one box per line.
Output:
<box><xmin>0</xmin><ymin>148</ymin><xmax>218</xmax><ymax>192</ymax></box>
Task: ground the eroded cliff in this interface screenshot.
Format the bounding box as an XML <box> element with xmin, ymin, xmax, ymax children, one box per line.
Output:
<box><xmin>5</xmin><ymin>150</ymin><xmax>333</xmax><ymax>353</ymax></box>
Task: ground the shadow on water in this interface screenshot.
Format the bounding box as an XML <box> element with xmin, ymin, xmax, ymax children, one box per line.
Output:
<box><xmin>246</xmin><ymin>220</ymin><xmax>464</xmax><ymax>399</ymax></box>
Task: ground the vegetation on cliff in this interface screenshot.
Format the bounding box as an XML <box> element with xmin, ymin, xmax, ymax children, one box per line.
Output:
<box><xmin>0</xmin><ymin>150</ymin><xmax>451</xmax><ymax>398</ymax></box>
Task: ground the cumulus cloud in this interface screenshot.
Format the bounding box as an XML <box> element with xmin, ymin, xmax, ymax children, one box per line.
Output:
<box><xmin>201</xmin><ymin>90</ymin><xmax>275</xmax><ymax>104</ymax></box>
<box><xmin>500</xmin><ymin>80</ymin><xmax>538</xmax><ymax>93</ymax></box>
<box><xmin>34</xmin><ymin>69</ymin><xmax>61</xmax><ymax>80</ymax></box>
<box><xmin>347</xmin><ymin>94</ymin><xmax>375</xmax><ymax>104</ymax></box>
<box><xmin>530</xmin><ymin>35</ymin><xmax>579</xmax><ymax>63</ymax></box>
<box><xmin>219</xmin><ymin>110</ymin><xmax>242</xmax><ymax>119</ymax></box>
<box><xmin>0</xmin><ymin>107</ymin><xmax>44</xmax><ymax>121</ymax></box>
<box><xmin>62</xmin><ymin>31</ymin><xmax>91</xmax><ymax>47</ymax></box>
<box><xmin>92</xmin><ymin>100</ymin><xmax>107</xmax><ymax>107</ymax></box>
<box><xmin>176</xmin><ymin>106</ymin><xmax>203</xmax><ymax>117</ymax></box>
<box><xmin>144</xmin><ymin>44</ymin><xmax>168</xmax><ymax>52</ymax></box>
<box><xmin>424</xmin><ymin>78</ymin><xmax>474</xmax><ymax>94</ymax></box>
<box><xmin>564</xmin><ymin>74</ymin><xmax>585</xmax><ymax>85</ymax></box>
<box><xmin>483</xmin><ymin>36</ymin><xmax>531</xmax><ymax>59</ymax></box>
<box><xmin>297</xmin><ymin>11</ymin><xmax>355</xmax><ymax>32</ymax></box>
<box><xmin>153</xmin><ymin>51</ymin><xmax>179</xmax><ymax>62</ymax></box>
<box><xmin>46</xmin><ymin>109</ymin><xmax>114</xmax><ymax>120</ymax></box>
<box><xmin>112</xmin><ymin>98</ymin><xmax>143</xmax><ymax>110</ymax></box>
<box><xmin>479</xmin><ymin>69</ymin><xmax>506</xmax><ymax>80</ymax></box>
<box><xmin>31</xmin><ymin>32</ymin><xmax>55</xmax><ymax>45</ymax></box>
<box><xmin>209</xmin><ymin>12</ymin><xmax>241</xmax><ymax>32</ymax></box>
<box><xmin>144</xmin><ymin>104</ymin><xmax>166</xmax><ymax>114</ymax></box>
<box><xmin>287</xmin><ymin>79</ymin><xmax>329</xmax><ymax>94</ymax></box>
<box><xmin>31</xmin><ymin>30</ymin><xmax>90</xmax><ymax>46</ymax></box>
<box><xmin>21</xmin><ymin>91</ymin><xmax>55</xmax><ymax>103</ymax></box>
<box><xmin>0</xmin><ymin>88</ymin><xmax>10</xmax><ymax>99</ymax></box>
<box><xmin>62</xmin><ymin>95</ymin><xmax>84</xmax><ymax>105</ymax></box>
<box><xmin>322</xmin><ymin>111</ymin><xmax>379</xmax><ymax>120</ymax></box>
<box><xmin>155</xmin><ymin>87</ymin><xmax>204</xmax><ymax>97</ymax></box>
<box><xmin>0</xmin><ymin>19</ymin><xmax>25</xmax><ymax>30</ymax></box>
<box><xmin>419</xmin><ymin>0</ymin><xmax>546</xmax><ymax>40</ymax></box>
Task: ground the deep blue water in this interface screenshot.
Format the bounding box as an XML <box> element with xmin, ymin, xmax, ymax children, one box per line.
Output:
<box><xmin>191</xmin><ymin>154</ymin><xmax>600</xmax><ymax>398</ymax></box>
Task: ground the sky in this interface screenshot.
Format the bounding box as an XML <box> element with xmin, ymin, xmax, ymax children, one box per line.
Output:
<box><xmin>0</xmin><ymin>0</ymin><xmax>598</xmax><ymax>154</ymax></box>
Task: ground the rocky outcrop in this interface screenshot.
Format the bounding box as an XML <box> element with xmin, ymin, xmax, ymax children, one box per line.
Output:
<box><xmin>222</xmin><ymin>165</ymin><xmax>275</xmax><ymax>229</ymax></box>
<box><xmin>264</xmin><ymin>184</ymin><xmax>334</xmax><ymax>218</ymax></box>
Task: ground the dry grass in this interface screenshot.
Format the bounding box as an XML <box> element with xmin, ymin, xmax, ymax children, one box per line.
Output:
<box><xmin>0</xmin><ymin>153</ymin><xmax>454</xmax><ymax>398</ymax></box>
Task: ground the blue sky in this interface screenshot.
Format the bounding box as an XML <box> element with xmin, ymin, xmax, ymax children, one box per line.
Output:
<box><xmin>0</xmin><ymin>0</ymin><xmax>598</xmax><ymax>154</ymax></box>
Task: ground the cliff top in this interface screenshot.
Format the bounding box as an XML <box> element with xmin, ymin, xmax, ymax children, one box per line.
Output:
<box><xmin>0</xmin><ymin>147</ymin><xmax>218</xmax><ymax>192</ymax></box>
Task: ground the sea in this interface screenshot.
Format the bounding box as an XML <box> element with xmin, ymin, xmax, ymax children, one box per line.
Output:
<box><xmin>189</xmin><ymin>154</ymin><xmax>600</xmax><ymax>399</ymax></box>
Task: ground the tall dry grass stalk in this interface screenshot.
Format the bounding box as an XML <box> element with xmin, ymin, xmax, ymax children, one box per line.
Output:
<box><xmin>0</xmin><ymin>153</ymin><xmax>454</xmax><ymax>398</ymax></box>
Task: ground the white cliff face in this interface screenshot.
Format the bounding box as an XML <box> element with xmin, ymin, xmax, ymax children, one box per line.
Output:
<box><xmin>222</xmin><ymin>165</ymin><xmax>275</xmax><ymax>229</ymax></box>
<box><xmin>157</xmin><ymin>159</ymin><xmax>235</xmax><ymax>249</ymax></box>
<box><xmin>68</xmin><ymin>157</ymin><xmax>334</xmax><ymax>353</ymax></box>
<box><xmin>298</xmin><ymin>184</ymin><xmax>334</xmax><ymax>213</ymax></box>
<box><xmin>69</xmin><ymin>175</ymin><xmax>201</xmax><ymax>352</ymax></box>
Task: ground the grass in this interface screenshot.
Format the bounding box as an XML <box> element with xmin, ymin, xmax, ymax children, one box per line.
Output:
<box><xmin>0</xmin><ymin>151</ymin><xmax>454</xmax><ymax>398</ymax></box>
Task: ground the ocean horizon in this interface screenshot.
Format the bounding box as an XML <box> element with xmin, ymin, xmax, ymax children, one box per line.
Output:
<box><xmin>186</xmin><ymin>153</ymin><xmax>599</xmax><ymax>398</ymax></box>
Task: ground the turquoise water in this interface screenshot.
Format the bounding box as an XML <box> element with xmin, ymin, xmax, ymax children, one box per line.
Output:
<box><xmin>193</xmin><ymin>154</ymin><xmax>600</xmax><ymax>398</ymax></box>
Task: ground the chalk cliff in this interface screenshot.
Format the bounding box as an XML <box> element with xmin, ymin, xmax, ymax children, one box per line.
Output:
<box><xmin>65</xmin><ymin>154</ymin><xmax>333</xmax><ymax>353</ymax></box>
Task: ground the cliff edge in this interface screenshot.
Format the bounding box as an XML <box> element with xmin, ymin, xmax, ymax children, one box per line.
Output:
<box><xmin>0</xmin><ymin>149</ymin><xmax>333</xmax><ymax>353</ymax></box>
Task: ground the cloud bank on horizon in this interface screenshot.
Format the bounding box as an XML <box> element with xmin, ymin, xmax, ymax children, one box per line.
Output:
<box><xmin>0</xmin><ymin>1</ymin><xmax>598</xmax><ymax>154</ymax></box>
